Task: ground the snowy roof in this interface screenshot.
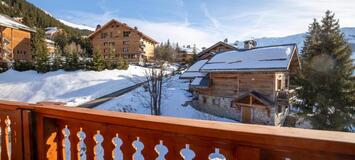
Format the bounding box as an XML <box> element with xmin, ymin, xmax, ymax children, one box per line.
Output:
<box><xmin>180</xmin><ymin>60</ymin><xmax>208</xmax><ymax>79</ymax></box>
<box><xmin>45</xmin><ymin>27</ymin><xmax>59</xmax><ymax>35</ymax></box>
<box><xmin>0</xmin><ymin>14</ymin><xmax>35</xmax><ymax>32</ymax></box>
<box><xmin>190</xmin><ymin>77</ymin><xmax>210</xmax><ymax>88</ymax></box>
<box><xmin>201</xmin><ymin>44</ymin><xmax>297</xmax><ymax>72</ymax></box>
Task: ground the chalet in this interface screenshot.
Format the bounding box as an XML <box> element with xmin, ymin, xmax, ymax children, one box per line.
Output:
<box><xmin>176</xmin><ymin>45</ymin><xmax>199</xmax><ymax>64</ymax></box>
<box><xmin>181</xmin><ymin>43</ymin><xmax>301</xmax><ymax>125</ymax></box>
<box><xmin>45</xmin><ymin>27</ymin><xmax>65</xmax><ymax>40</ymax></box>
<box><xmin>89</xmin><ymin>19</ymin><xmax>158</xmax><ymax>64</ymax></box>
<box><xmin>0</xmin><ymin>14</ymin><xmax>35</xmax><ymax>63</ymax></box>
<box><xmin>197</xmin><ymin>41</ymin><xmax>238</xmax><ymax>60</ymax></box>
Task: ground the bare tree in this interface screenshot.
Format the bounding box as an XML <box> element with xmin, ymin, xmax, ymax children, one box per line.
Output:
<box><xmin>144</xmin><ymin>67</ymin><xmax>164</xmax><ymax>115</ymax></box>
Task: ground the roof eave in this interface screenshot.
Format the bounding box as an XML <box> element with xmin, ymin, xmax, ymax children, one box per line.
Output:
<box><xmin>200</xmin><ymin>68</ymin><xmax>288</xmax><ymax>73</ymax></box>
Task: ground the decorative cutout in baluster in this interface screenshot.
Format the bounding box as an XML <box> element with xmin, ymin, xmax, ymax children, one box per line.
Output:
<box><xmin>62</xmin><ymin>125</ymin><xmax>71</xmax><ymax>160</ymax></box>
<box><xmin>94</xmin><ymin>130</ymin><xmax>104</xmax><ymax>160</ymax></box>
<box><xmin>5</xmin><ymin>116</ymin><xmax>11</xmax><ymax>160</ymax></box>
<box><xmin>77</xmin><ymin>128</ymin><xmax>87</xmax><ymax>160</ymax></box>
<box><xmin>112</xmin><ymin>133</ymin><xmax>123</xmax><ymax>160</ymax></box>
<box><xmin>154</xmin><ymin>140</ymin><xmax>168</xmax><ymax>160</ymax></box>
<box><xmin>132</xmin><ymin>137</ymin><xmax>144</xmax><ymax>160</ymax></box>
<box><xmin>208</xmin><ymin>148</ymin><xmax>226</xmax><ymax>160</ymax></box>
<box><xmin>180</xmin><ymin>144</ymin><xmax>195</xmax><ymax>160</ymax></box>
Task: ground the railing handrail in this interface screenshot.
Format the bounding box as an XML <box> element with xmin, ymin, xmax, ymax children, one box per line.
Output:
<box><xmin>0</xmin><ymin>100</ymin><xmax>354</xmax><ymax>158</ymax></box>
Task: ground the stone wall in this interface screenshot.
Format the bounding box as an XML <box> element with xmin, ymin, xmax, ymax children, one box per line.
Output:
<box><xmin>194</xmin><ymin>94</ymin><xmax>276</xmax><ymax>125</ymax></box>
<box><xmin>195</xmin><ymin>95</ymin><xmax>241</xmax><ymax>121</ymax></box>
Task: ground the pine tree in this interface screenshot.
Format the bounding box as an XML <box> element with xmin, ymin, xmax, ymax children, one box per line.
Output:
<box><xmin>294</xmin><ymin>11</ymin><xmax>354</xmax><ymax>131</ymax></box>
<box><xmin>106</xmin><ymin>47</ymin><xmax>116</xmax><ymax>70</ymax></box>
<box><xmin>31</xmin><ymin>29</ymin><xmax>50</xmax><ymax>73</ymax></box>
<box><xmin>92</xmin><ymin>51</ymin><xmax>106</xmax><ymax>71</ymax></box>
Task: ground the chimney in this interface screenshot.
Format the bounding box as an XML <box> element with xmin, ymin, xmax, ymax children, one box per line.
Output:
<box><xmin>224</xmin><ymin>38</ymin><xmax>228</xmax><ymax>43</ymax></box>
<box><xmin>244</xmin><ymin>40</ymin><xmax>257</xmax><ymax>49</ymax></box>
<box><xmin>134</xmin><ymin>26</ymin><xmax>138</xmax><ymax>30</ymax></box>
<box><xmin>96</xmin><ymin>25</ymin><xmax>101</xmax><ymax>31</ymax></box>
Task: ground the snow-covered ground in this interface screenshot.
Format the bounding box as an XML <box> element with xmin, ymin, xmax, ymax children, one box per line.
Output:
<box><xmin>0</xmin><ymin>65</ymin><xmax>148</xmax><ymax>106</ymax></box>
<box><xmin>95</xmin><ymin>75</ymin><xmax>235</xmax><ymax>122</ymax></box>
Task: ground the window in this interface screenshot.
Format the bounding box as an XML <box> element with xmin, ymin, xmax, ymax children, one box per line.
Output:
<box><xmin>123</xmin><ymin>31</ymin><xmax>130</xmax><ymax>37</ymax></box>
<box><xmin>123</xmin><ymin>41</ymin><xmax>129</xmax><ymax>45</ymax></box>
<box><xmin>110</xmin><ymin>32</ymin><xmax>113</xmax><ymax>38</ymax></box>
<box><xmin>277</xmin><ymin>79</ymin><xmax>282</xmax><ymax>90</ymax></box>
<box><xmin>101</xmin><ymin>33</ymin><xmax>108</xmax><ymax>39</ymax></box>
<box><xmin>123</xmin><ymin>48</ymin><xmax>129</xmax><ymax>52</ymax></box>
<box><xmin>203</xmin><ymin>96</ymin><xmax>207</xmax><ymax>103</ymax></box>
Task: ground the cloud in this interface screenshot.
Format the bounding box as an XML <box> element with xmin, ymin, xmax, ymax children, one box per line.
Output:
<box><xmin>57</xmin><ymin>0</ymin><xmax>355</xmax><ymax>48</ymax></box>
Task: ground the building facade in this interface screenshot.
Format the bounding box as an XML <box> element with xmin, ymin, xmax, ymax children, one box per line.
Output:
<box><xmin>89</xmin><ymin>19</ymin><xmax>158</xmax><ymax>64</ymax></box>
<box><xmin>0</xmin><ymin>14</ymin><xmax>35</xmax><ymax>63</ymax></box>
<box><xmin>181</xmin><ymin>43</ymin><xmax>300</xmax><ymax>126</ymax></box>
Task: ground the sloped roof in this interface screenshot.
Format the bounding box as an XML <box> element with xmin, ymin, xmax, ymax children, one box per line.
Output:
<box><xmin>88</xmin><ymin>19</ymin><xmax>158</xmax><ymax>44</ymax></box>
<box><xmin>180</xmin><ymin>60</ymin><xmax>208</xmax><ymax>79</ymax></box>
<box><xmin>0</xmin><ymin>14</ymin><xmax>35</xmax><ymax>32</ymax></box>
<box><xmin>190</xmin><ymin>77</ymin><xmax>210</xmax><ymax>88</ymax></box>
<box><xmin>198</xmin><ymin>41</ymin><xmax>238</xmax><ymax>58</ymax></box>
<box><xmin>201</xmin><ymin>44</ymin><xmax>298</xmax><ymax>72</ymax></box>
<box><xmin>234</xmin><ymin>90</ymin><xmax>274</xmax><ymax>107</ymax></box>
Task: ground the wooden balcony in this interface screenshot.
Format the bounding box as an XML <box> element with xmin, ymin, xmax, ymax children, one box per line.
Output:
<box><xmin>0</xmin><ymin>100</ymin><xmax>354</xmax><ymax>160</ymax></box>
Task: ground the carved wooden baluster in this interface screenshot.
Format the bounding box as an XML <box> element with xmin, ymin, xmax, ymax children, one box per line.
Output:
<box><xmin>208</xmin><ymin>148</ymin><xmax>226</xmax><ymax>160</ymax></box>
<box><xmin>77</xmin><ymin>128</ymin><xmax>87</xmax><ymax>160</ymax></box>
<box><xmin>62</xmin><ymin>125</ymin><xmax>71</xmax><ymax>160</ymax></box>
<box><xmin>180</xmin><ymin>144</ymin><xmax>195</xmax><ymax>160</ymax></box>
<box><xmin>93</xmin><ymin>130</ymin><xmax>104</xmax><ymax>160</ymax></box>
<box><xmin>154</xmin><ymin>140</ymin><xmax>168</xmax><ymax>160</ymax></box>
<box><xmin>5</xmin><ymin>116</ymin><xmax>11</xmax><ymax>160</ymax></box>
<box><xmin>132</xmin><ymin>137</ymin><xmax>144</xmax><ymax>160</ymax></box>
<box><xmin>112</xmin><ymin>133</ymin><xmax>123</xmax><ymax>160</ymax></box>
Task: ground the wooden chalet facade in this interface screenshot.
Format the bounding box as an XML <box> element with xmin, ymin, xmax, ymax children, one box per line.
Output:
<box><xmin>182</xmin><ymin>44</ymin><xmax>300</xmax><ymax>125</ymax></box>
<box><xmin>0</xmin><ymin>14</ymin><xmax>35</xmax><ymax>63</ymax></box>
<box><xmin>89</xmin><ymin>19</ymin><xmax>158</xmax><ymax>64</ymax></box>
<box><xmin>197</xmin><ymin>41</ymin><xmax>237</xmax><ymax>60</ymax></box>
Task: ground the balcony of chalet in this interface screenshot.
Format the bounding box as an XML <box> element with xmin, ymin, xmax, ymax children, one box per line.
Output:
<box><xmin>0</xmin><ymin>100</ymin><xmax>354</xmax><ymax>160</ymax></box>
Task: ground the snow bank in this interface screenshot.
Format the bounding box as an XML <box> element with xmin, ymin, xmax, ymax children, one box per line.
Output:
<box><xmin>96</xmin><ymin>75</ymin><xmax>235</xmax><ymax>122</ymax></box>
<box><xmin>0</xmin><ymin>65</ymin><xmax>148</xmax><ymax>106</ymax></box>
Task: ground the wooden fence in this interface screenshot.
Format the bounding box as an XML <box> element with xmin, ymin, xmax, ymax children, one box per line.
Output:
<box><xmin>0</xmin><ymin>100</ymin><xmax>354</xmax><ymax>160</ymax></box>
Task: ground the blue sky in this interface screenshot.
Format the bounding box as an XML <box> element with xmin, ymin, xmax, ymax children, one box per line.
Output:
<box><xmin>28</xmin><ymin>0</ymin><xmax>355</xmax><ymax>47</ymax></box>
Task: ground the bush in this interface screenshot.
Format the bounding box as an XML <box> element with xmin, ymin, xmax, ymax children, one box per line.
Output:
<box><xmin>0</xmin><ymin>62</ymin><xmax>9</xmax><ymax>73</ymax></box>
<box><xmin>14</xmin><ymin>61</ymin><xmax>34</xmax><ymax>71</ymax></box>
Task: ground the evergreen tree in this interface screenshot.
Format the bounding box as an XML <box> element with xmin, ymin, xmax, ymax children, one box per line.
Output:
<box><xmin>294</xmin><ymin>11</ymin><xmax>354</xmax><ymax>131</ymax></box>
<box><xmin>106</xmin><ymin>47</ymin><xmax>116</xmax><ymax>70</ymax></box>
<box><xmin>31</xmin><ymin>29</ymin><xmax>50</xmax><ymax>73</ymax></box>
<box><xmin>116</xmin><ymin>56</ymin><xmax>129</xmax><ymax>70</ymax></box>
<box><xmin>92</xmin><ymin>51</ymin><xmax>106</xmax><ymax>71</ymax></box>
<box><xmin>51</xmin><ymin>52</ymin><xmax>63</xmax><ymax>71</ymax></box>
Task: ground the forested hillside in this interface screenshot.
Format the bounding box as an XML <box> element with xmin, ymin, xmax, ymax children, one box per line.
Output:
<box><xmin>0</xmin><ymin>0</ymin><xmax>92</xmax><ymax>36</ymax></box>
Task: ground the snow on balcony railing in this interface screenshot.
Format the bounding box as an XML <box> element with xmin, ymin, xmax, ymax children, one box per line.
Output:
<box><xmin>0</xmin><ymin>100</ymin><xmax>354</xmax><ymax>160</ymax></box>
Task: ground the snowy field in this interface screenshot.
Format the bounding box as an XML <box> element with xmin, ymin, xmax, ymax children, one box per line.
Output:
<box><xmin>95</xmin><ymin>75</ymin><xmax>235</xmax><ymax>122</ymax></box>
<box><xmin>0</xmin><ymin>65</ymin><xmax>148</xmax><ymax>106</ymax></box>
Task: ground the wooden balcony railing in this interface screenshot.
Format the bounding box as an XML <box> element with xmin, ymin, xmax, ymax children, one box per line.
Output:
<box><xmin>0</xmin><ymin>100</ymin><xmax>354</xmax><ymax>160</ymax></box>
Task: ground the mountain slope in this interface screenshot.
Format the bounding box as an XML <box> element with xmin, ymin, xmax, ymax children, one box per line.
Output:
<box><xmin>58</xmin><ymin>19</ymin><xmax>95</xmax><ymax>31</ymax></box>
<box><xmin>251</xmin><ymin>27</ymin><xmax>355</xmax><ymax>52</ymax></box>
<box><xmin>0</xmin><ymin>0</ymin><xmax>92</xmax><ymax>36</ymax></box>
